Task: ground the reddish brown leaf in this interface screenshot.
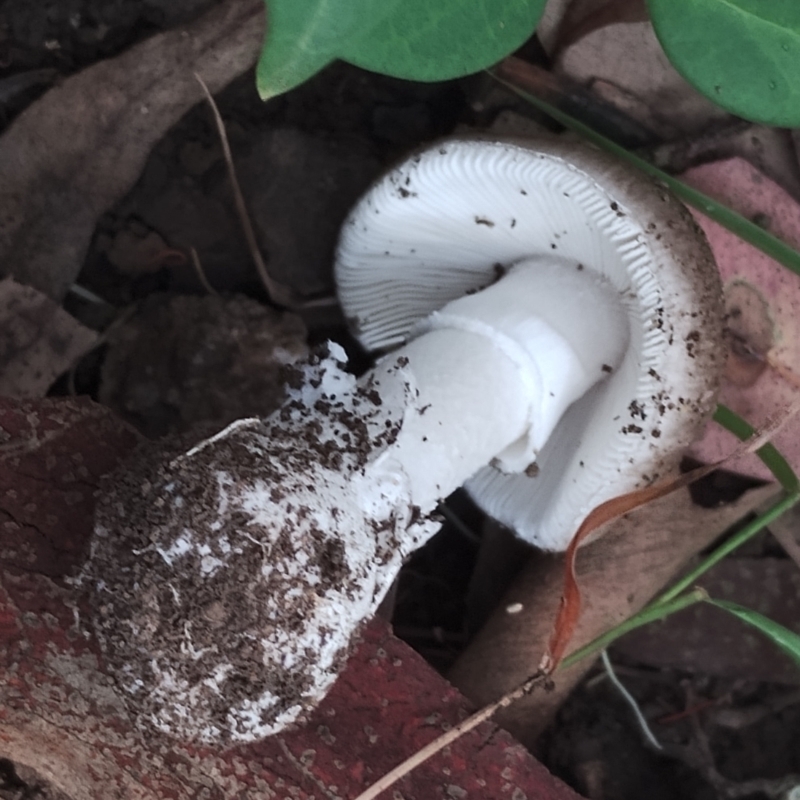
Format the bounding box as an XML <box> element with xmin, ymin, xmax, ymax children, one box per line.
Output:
<box><xmin>541</xmin><ymin>481</ymin><xmax>669</xmax><ymax>672</ymax></box>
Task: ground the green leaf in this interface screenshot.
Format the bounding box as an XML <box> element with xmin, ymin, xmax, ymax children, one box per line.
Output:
<box><xmin>708</xmin><ymin>598</ymin><xmax>800</xmax><ymax>669</ymax></box>
<box><xmin>257</xmin><ymin>0</ymin><xmax>546</xmax><ymax>99</ymax></box>
<box><xmin>647</xmin><ymin>0</ymin><xmax>800</xmax><ymax>126</ymax></box>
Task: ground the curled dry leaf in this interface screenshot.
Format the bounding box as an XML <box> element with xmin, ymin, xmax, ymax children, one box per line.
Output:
<box><xmin>0</xmin><ymin>277</ymin><xmax>97</xmax><ymax>398</ymax></box>
<box><xmin>542</xmin><ymin>405</ymin><xmax>799</xmax><ymax>675</ymax></box>
<box><xmin>0</xmin><ymin>0</ymin><xmax>263</xmax><ymax>301</ymax></box>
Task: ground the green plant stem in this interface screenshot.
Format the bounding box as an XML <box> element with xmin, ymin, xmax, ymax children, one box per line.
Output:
<box><xmin>491</xmin><ymin>71</ymin><xmax>800</xmax><ymax>280</ymax></box>
<box><xmin>654</xmin><ymin>490</ymin><xmax>800</xmax><ymax>608</ymax></box>
<box><xmin>560</xmin><ymin>588</ymin><xmax>708</xmax><ymax>670</ymax></box>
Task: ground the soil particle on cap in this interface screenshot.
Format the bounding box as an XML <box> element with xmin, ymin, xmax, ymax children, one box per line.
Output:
<box><xmin>628</xmin><ymin>400</ymin><xmax>646</xmax><ymax>420</ymax></box>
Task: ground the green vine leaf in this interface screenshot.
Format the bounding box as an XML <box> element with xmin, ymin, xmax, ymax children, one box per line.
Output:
<box><xmin>257</xmin><ymin>0</ymin><xmax>546</xmax><ymax>100</ymax></box>
<box><xmin>708</xmin><ymin>598</ymin><xmax>800</xmax><ymax>670</ymax></box>
<box><xmin>647</xmin><ymin>0</ymin><xmax>800</xmax><ymax>126</ymax></box>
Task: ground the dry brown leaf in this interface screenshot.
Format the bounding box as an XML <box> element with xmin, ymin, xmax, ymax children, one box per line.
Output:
<box><xmin>553</xmin><ymin>18</ymin><xmax>730</xmax><ymax>139</ymax></box>
<box><xmin>0</xmin><ymin>0</ymin><xmax>263</xmax><ymax>302</ymax></box>
<box><xmin>552</xmin><ymin>0</ymin><xmax>649</xmax><ymax>54</ymax></box>
<box><xmin>541</xmin><ymin>481</ymin><xmax>671</xmax><ymax>673</ymax></box>
<box><xmin>0</xmin><ymin>277</ymin><xmax>97</xmax><ymax>398</ymax></box>
<box><xmin>98</xmin><ymin>293</ymin><xmax>308</xmax><ymax>438</ymax></box>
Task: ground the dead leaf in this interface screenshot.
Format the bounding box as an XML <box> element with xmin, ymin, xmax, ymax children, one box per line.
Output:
<box><xmin>541</xmin><ymin>473</ymin><xmax>703</xmax><ymax>674</ymax></box>
<box><xmin>448</xmin><ymin>483</ymin><xmax>778</xmax><ymax>749</ymax></box>
<box><xmin>686</xmin><ymin>159</ymin><xmax>800</xmax><ymax>480</ymax></box>
<box><xmin>494</xmin><ymin>57</ymin><xmax>658</xmax><ymax>146</ymax></box>
<box><xmin>552</xmin><ymin>0</ymin><xmax>649</xmax><ymax>54</ymax></box>
<box><xmin>0</xmin><ymin>277</ymin><xmax>97</xmax><ymax>397</ymax></box>
<box><xmin>554</xmin><ymin>19</ymin><xmax>730</xmax><ymax>139</ymax></box>
<box><xmin>0</xmin><ymin>0</ymin><xmax>263</xmax><ymax>302</ymax></box>
<box><xmin>541</xmin><ymin>404</ymin><xmax>799</xmax><ymax>674</ymax></box>
<box><xmin>645</xmin><ymin>124</ymin><xmax>800</xmax><ymax>206</ymax></box>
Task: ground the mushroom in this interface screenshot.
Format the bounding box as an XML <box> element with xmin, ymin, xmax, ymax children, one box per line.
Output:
<box><xmin>85</xmin><ymin>137</ymin><xmax>723</xmax><ymax>746</ymax></box>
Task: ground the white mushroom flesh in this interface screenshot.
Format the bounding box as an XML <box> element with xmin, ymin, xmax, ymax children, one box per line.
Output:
<box><xmin>336</xmin><ymin>138</ymin><xmax>722</xmax><ymax>549</ymax></box>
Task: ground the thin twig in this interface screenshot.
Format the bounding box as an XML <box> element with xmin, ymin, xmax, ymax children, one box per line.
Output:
<box><xmin>189</xmin><ymin>246</ymin><xmax>218</xmax><ymax>295</ymax></box>
<box><xmin>351</xmin><ymin>671</ymin><xmax>548</xmax><ymax>800</ymax></box>
<box><xmin>193</xmin><ymin>72</ymin><xmax>295</xmax><ymax>308</ymax></box>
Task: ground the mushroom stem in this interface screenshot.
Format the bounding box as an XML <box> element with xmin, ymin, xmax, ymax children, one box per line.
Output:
<box><xmin>86</xmin><ymin>257</ymin><xmax>629</xmax><ymax>745</ymax></box>
<box><xmin>363</xmin><ymin>259</ymin><xmax>628</xmax><ymax>514</ymax></box>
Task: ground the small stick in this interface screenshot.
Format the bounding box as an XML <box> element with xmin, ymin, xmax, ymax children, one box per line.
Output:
<box><xmin>189</xmin><ymin>246</ymin><xmax>218</xmax><ymax>295</ymax></box>
<box><xmin>352</xmin><ymin>671</ymin><xmax>547</xmax><ymax>800</ymax></box>
<box><xmin>193</xmin><ymin>72</ymin><xmax>296</xmax><ymax>308</ymax></box>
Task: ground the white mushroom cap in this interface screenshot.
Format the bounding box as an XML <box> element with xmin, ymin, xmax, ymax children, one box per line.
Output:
<box><xmin>336</xmin><ymin>137</ymin><xmax>723</xmax><ymax>550</ymax></box>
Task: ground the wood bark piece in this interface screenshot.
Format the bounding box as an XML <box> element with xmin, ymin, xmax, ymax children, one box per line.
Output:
<box><xmin>0</xmin><ymin>0</ymin><xmax>263</xmax><ymax>301</ymax></box>
<box><xmin>0</xmin><ymin>395</ymin><xmax>583</xmax><ymax>800</ymax></box>
<box><xmin>447</xmin><ymin>483</ymin><xmax>779</xmax><ymax>750</ymax></box>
